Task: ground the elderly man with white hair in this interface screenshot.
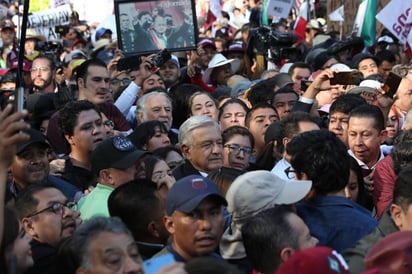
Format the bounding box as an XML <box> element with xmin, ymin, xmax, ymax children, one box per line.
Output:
<box><xmin>173</xmin><ymin>116</ymin><xmax>223</xmax><ymax>179</ymax></box>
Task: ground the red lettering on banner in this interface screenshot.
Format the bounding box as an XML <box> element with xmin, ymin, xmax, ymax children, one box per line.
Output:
<box><xmin>392</xmin><ymin>8</ymin><xmax>412</xmax><ymax>41</ymax></box>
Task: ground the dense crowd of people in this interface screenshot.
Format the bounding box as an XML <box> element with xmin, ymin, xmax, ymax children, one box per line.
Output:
<box><xmin>2</xmin><ymin>0</ymin><xmax>412</xmax><ymax>273</ymax></box>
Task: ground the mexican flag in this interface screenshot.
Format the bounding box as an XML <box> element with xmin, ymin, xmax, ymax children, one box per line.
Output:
<box><xmin>353</xmin><ymin>0</ymin><xmax>377</xmax><ymax>47</ymax></box>
<box><xmin>294</xmin><ymin>1</ymin><xmax>309</xmax><ymax>43</ymax></box>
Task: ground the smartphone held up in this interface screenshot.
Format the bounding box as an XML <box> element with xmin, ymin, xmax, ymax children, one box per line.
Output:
<box><xmin>149</xmin><ymin>49</ymin><xmax>171</xmax><ymax>72</ymax></box>
<box><xmin>382</xmin><ymin>72</ymin><xmax>402</xmax><ymax>99</ymax></box>
<box><xmin>329</xmin><ymin>71</ymin><xmax>362</xmax><ymax>85</ymax></box>
<box><xmin>116</xmin><ymin>49</ymin><xmax>171</xmax><ymax>73</ymax></box>
<box><xmin>0</xmin><ymin>87</ymin><xmax>23</xmax><ymax>113</ymax></box>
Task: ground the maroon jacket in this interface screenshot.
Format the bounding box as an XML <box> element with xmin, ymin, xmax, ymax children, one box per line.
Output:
<box><xmin>373</xmin><ymin>155</ymin><xmax>397</xmax><ymax>219</ymax></box>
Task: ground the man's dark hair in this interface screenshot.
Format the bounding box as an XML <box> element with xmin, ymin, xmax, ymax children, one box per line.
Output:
<box><xmin>288</xmin><ymin>61</ymin><xmax>312</xmax><ymax>76</ymax></box>
<box><xmin>391</xmin><ymin>129</ymin><xmax>412</xmax><ymax>174</ymax></box>
<box><xmin>376</xmin><ymin>49</ymin><xmax>396</xmax><ymax>66</ymax></box>
<box><xmin>245</xmin><ymin>103</ymin><xmax>276</xmax><ymax>128</ymax></box>
<box><xmin>169</xmin><ymin>83</ymin><xmax>202</xmax><ymax>128</ymax></box>
<box><xmin>75</xmin><ymin>58</ymin><xmax>107</xmax><ymax>84</ymax></box>
<box><xmin>58</xmin><ymin>100</ymin><xmax>101</xmax><ymax>137</ymax></box>
<box><xmin>34</xmin><ymin>54</ymin><xmax>56</xmax><ymax>71</ymax></box>
<box><xmin>391</xmin><ymin>141</ymin><xmax>412</xmax><ymax>174</ymax></box>
<box><xmin>185</xmin><ymin>256</ymin><xmax>241</xmax><ymax>274</ymax></box>
<box><xmin>276</xmin><ymin>111</ymin><xmax>320</xmax><ymax>154</ymax></box>
<box><xmin>15</xmin><ymin>183</ymin><xmax>59</xmax><ymax>219</ymax></box>
<box><xmin>272</xmin><ymin>87</ymin><xmax>298</xmax><ymax>101</ymax></box>
<box><xmin>393</xmin><ymin>167</ymin><xmax>412</xmax><ymax>212</ymax></box>
<box><xmin>392</xmin><ymin>130</ymin><xmax>412</xmax><ymax>174</ymax></box>
<box><xmin>247</xmin><ymin>78</ymin><xmax>277</xmax><ymax>106</ymax></box>
<box><xmin>108</xmin><ymin>180</ymin><xmax>163</xmax><ymax>243</ymax></box>
<box><xmin>349</xmin><ymin>104</ymin><xmax>385</xmax><ymax>131</ymax></box>
<box><xmin>207</xmin><ymin>167</ymin><xmax>245</xmax><ymax>197</ymax></box>
<box><xmin>138</xmin><ymin>11</ymin><xmax>151</xmax><ymax>20</ymax></box>
<box><xmin>222</xmin><ymin>125</ymin><xmax>255</xmax><ymax>149</ymax></box>
<box><xmin>329</xmin><ymin>94</ymin><xmax>366</xmax><ymax>115</ymax></box>
<box><xmin>242</xmin><ymin>206</ymin><xmax>299</xmax><ymax>274</ymax></box>
<box><xmin>286</xmin><ymin>129</ymin><xmax>350</xmax><ymax>195</ymax></box>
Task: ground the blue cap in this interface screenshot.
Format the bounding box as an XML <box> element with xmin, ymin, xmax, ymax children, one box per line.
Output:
<box><xmin>165</xmin><ymin>175</ymin><xmax>227</xmax><ymax>215</ymax></box>
<box><xmin>95</xmin><ymin>27</ymin><xmax>112</xmax><ymax>41</ymax></box>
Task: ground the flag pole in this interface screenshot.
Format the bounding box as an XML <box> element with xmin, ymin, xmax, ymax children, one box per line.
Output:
<box><xmin>339</xmin><ymin>0</ymin><xmax>343</xmax><ymax>40</ymax></box>
<box><xmin>17</xmin><ymin>0</ymin><xmax>29</xmax><ymax>112</ymax></box>
<box><xmin>312</xmin><ymin>0</ymin><xmax>316</xmax><ymax>20</ymax></box>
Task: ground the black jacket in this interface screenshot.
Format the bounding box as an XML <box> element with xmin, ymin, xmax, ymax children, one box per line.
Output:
<box><xmin>25</xmin><ymin>240</ymin><xmax>56</xmax><ymax>274</ymax></box>
<box><xmin>172</xmin><ymin>160</ymin><xmax>202</xmax><ymax>180</ymax></box>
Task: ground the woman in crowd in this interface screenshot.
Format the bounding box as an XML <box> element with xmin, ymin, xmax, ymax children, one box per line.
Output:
<box><xmin>144</xmin><ymin>155</ymin><xmax>176</xmax><ymax>199</ymax></box>
<box><xmin>189</xmin><ymin>91</ymin><xmax>219</xmax><ymax>122</ymax></box>
<box><xmin>128</xmin><ymin>120</ymin><xmax>171</xmax><ymax>151</ymax></box>
<box><xmin>152</xmin><ymin>146</ymin><xmax>185</xmax><ymax>171</ymax></box>
<box><xmin>218</xmin><ymin>98</ymin><xmax>249</xmax><ymax>131</ymax></box>
<box><xmin>347</xmin><ymin>157</ymin><xmax>373</xmax><ymax>211</ymax></box>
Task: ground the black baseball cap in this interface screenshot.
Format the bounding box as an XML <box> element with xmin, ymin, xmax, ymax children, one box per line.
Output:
<box><xmin>91</xmin><ymin>136</ymin><xmax>148</xmax><ymax>175</ymax></box>
<box><xmin>16</xmin><ymin>129</ymin><xmax>49</xmax><ymax>155</ymax></box>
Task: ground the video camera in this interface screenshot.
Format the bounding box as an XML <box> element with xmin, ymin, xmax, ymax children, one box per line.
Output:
<box><xmin>36</xmin><ymin>40</ymin><xmax>63</xmax><ymax>53</ymax></box>
<box><xmin>55</xmin><ymin>25</ymin><xmax>70</xmax><ymax>36</ymax></box>
<box><xmin>248</xmin><ymin>26</ymin><xmax>298</xmax><ymax>65</ymax></box>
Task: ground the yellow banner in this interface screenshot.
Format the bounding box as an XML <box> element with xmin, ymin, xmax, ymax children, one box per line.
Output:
<box><xmin>29</xmin><ymin>0</ymin><xmax>50</xmax><ymax>12</ymax></box>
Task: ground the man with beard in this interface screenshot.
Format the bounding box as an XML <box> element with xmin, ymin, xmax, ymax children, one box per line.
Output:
<box><xmin>30</xmin><ymin>55</ymin><xmax>59</xmax><ymax>94</ymax></box>
<box><xmin>15</xmin><ymin>184</ymin><xmax>81</xmax><ymax>274</ymax></box>
<box><xmin>28</xmin><ymin>55</ymin><xmax>74</xmax><ymax>115</ymax></box>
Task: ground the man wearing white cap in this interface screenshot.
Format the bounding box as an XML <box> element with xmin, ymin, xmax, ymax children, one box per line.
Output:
<box><xmin>220</xmin><ymin>170</ymin><xmax>312</xmax><ymax>273</ymax></box>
